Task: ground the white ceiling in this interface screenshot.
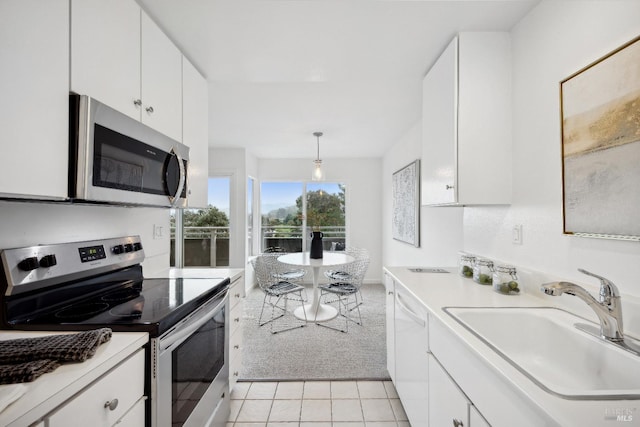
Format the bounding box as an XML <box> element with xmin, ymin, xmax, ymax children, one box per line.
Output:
<box><xmin>139</xmin><ymin>0</ymin><xmax>539</xmax><ymax>159</ymax></box>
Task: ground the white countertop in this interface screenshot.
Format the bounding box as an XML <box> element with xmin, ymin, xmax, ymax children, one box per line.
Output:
<box><xmin>0</xmin><ymin>331</ymin><xmax>148</xmax><ymax>427</ymax></box>
<box><xmin>384</xmin><ymin>266</ymin><xmax>640</xmax><ymax>427</ymax></box>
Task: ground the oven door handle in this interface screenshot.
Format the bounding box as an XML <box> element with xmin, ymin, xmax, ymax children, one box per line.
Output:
<box><xmin>160</xmin><ymin>291</ymin><xmax>227</xmax><ymax>353</ymax></box>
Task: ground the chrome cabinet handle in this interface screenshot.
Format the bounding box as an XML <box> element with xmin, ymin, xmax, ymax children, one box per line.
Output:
<box><xmin>234</xmin><ymin>344</ymin><xmax>239</xmax><ymax>349</ymax></box>
<box><xmin>104</xmin><ymin>399</ymin><xmax>119</xmax><ymax>411</ymax></box>
<box><xmin>133</xmin><ymin>99</ymin><xmax>142</xmax><ymax>107</ymax></box>
<box><xmin>234</xmin><ymin>317</ymin><xmax>240</xmax><ymax>322</ymax></box>
<box><xmin>452</xmin><ymin>419</ymin><xmax>464</xmax><ymax>427</ymax></box>
<box><xmin>146</xmin><ymin>106</ymin><xmax>154</xmax><ymax>113</ymax></box>
<box><xmin>235</xmin><ymin>293</ymin><xmax>241</xmax><ymax>298</ymax></box>
<box><xmin>233</xmin><ymin>371</ymin><xmax>239</xmax><ymax>377</ymax></box>
<box><xmin>446</xmin><ymin>184</ymin><xmax>455</xmax><ymax>190</ymax></box>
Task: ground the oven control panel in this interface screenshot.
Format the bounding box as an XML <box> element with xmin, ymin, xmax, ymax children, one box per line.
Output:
<box><xmin>0</xmin><ymin>236</ymin><xmax>144</xmax><ymax>296</ymax></box>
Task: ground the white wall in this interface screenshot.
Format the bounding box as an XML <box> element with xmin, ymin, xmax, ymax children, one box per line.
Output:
<box><xmin>209</xmin><ymin>147</ymin><xmax>248</xmax><ymax>269</ymax></box>
<box><xmin>382</xmin><ymin>123</ymin><xmax>464</xmax><ymax>268</ymax></box>
<box><xmin>465</xmin><ymin>1</ymin><xmax>640</xmax><ymax>296</ymax></box>
<box><xmin>0</xmin><ymin>201</ymin><xmax>170</xmax><ymax>276</ymax></box>
<box><xmin>382</xmin><ymin>0</ymin><xmax>640</xmax><ymax>299</ymax></box>
<box><xmin>258</xmin><ymin>157</ymin><xmax>383</xmax><ymax>283</ymax></box>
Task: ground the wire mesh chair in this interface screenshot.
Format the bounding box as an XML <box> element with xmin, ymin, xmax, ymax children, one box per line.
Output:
<box><xmin>250</xmin><ymin>254</ymin><xmax>308</xmax><ymax>334</ymax></box>
<box><xmin>317</xmin><ymin>254</ymin><xmax>370</xmax><ymax>332</ymax></box>
<box><xmin>266</xmin><ymin>249</ymin><xmax>308</xmax><ymax>300</ymax></box>
<box><xmin>323</xmin><ymin>247</ymin><xmax>369</xmax><ymax>309</ymax></box>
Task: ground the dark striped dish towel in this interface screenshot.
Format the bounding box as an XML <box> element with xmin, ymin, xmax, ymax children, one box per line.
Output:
<box><xmin>0</xmin><ymin>328</ymin><xmax>112</xmax><ymax>384</ymax></box>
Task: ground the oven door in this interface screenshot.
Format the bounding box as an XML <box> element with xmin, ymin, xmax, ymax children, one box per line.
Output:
<box><xmin>151</xmin><ymin>291</ymin><xmax>229</xmax><ymax>427</ymax></box>
<box><xmin>70</xmin><ymin>94</ymin><xmax>189</xmax><ymax>207</ymax></box>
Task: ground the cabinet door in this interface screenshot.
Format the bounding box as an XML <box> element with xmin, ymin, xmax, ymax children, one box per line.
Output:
<box><xmin>71</xmin><ymin>0</ymin><xmax>141</xmax><ymax>121</ymax></box>
<box><xmin>0</xmin><ymin>0</ymin><xmax>69</xmax><ymax>199</ymax></box>
<box><xmin>182</xmin><ymin>56</ymin><xmax>209</xmax><ymax>208</ymax></box>
<box><xmin>384</xmin><ymin>273</ymin><xmax>395</xmax><ymax>382</ymax></box>
<box><xmin>429</xmin><ymin>354</ymin><xmax>469</xmax><ymax>427</ymax></box>
<box><xmin>456</xmin><ymin>32</ymin><xmax>512</xmax><ymax>205</ymax></box>
<box><xmin>141</xmin><ymin>11</ymin><xmax>183</xmax><ymax>142</ymax></box>
<box><xmin>48</xmin><ymin>350</ymin><xmax>145</xmax><ymax>427</ymax></box>
<box><xmin>421</xmin><ymin>36</ymin><xmax>458</xmax><ymax>206</ymax></box>
<box><xmin>114</xmin><ymin>397</ymin><xmax>146</xmax><ymax>427</ymax></box>
<box><xmin>470</xmin><ymin>405</ymin><xmax>491</xmax><ymax>427</ymax></box>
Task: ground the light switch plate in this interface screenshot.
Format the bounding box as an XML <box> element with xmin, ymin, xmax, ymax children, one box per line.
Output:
<box><xmin>512</xmin><ymin>224</ymin><xmax>523</xmax><ymax>245</ymax></box>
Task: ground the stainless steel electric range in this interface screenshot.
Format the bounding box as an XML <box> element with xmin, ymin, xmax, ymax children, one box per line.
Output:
<box><xmin>0</xmin><ymin>236</ymin><xmax>230</xmax><ymax>427</ymax></box>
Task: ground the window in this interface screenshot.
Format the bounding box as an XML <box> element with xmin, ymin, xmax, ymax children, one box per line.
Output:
<box><xmin>171</xmin><ymin>177</ymin><xmax>231</xmax><ymax>267</ymax></box>
<box><xmin>261</xmin><ymin>182</ymin><xmax>304</xmax><ymax>252</ymax></box>
<box><xmin>260</xmin><ymin>181</ymin><xmax>345</xmax><ymax>253</ymax></box>
<box><xmin>306</xmin><ymin>182</ymin><xmax>346</xmax><ymax>251</ymax></box>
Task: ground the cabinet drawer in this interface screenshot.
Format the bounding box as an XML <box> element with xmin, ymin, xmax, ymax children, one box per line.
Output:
<box><xmin>229</xmin><ymin>275</ymin><xmax>245</xmax><ymax>311</ymax></box>
<box><xmin>428</xmin><ymin>353</ymin><xmax>469</xmax><ymax>427</ymax></box>
<box><xmin>229</xmin><ymin>330</ymin><xmax>243</xmax><ymax>390</ymax></box>
<box><xmin>48</xmin><ymin>349</ymin><xmax>145</xmax><ymax>427</ymax></box>
<box><xmin>229</xmin><ymin>303</ymin><xmax>243</xmax><ymax>337</ymax></box>
<box><xmin>114</xmin><ymin>396</ymin><xmax>146</xmax><ymax>427</ymax></box>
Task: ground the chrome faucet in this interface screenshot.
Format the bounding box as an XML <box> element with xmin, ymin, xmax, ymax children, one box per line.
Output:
<box><xmin>541</xmin><ymin>268</ymin><xmax>624</xmax><ymax>342</ymax></box>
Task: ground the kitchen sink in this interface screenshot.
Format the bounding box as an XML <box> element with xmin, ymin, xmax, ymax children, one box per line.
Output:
<box><xmin>444</xmin><ymin>306</ymin><xmax>640</xmax><ymax>400</ymax></box>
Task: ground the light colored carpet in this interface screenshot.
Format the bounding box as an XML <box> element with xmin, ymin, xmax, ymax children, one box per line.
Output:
<box><xmin>239</xmin><ymin>282</ymin><xmax>389</xmax><ymax>381</ymax></box>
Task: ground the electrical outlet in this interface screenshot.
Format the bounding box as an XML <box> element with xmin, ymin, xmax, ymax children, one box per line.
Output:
<box><xmin>153</xmin><ymin>224</ymin><xmax>163</xmax><ymax>239</ymax></box>
<box><xmin>512</xmin><ymin>224</ymin><xmax>523</xmax><ymax>245</ymax></box>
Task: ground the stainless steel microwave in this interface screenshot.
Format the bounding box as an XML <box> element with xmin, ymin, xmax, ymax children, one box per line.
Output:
<box><xmin>69</xmin><ymin>94</ymin><xmax>189</xmax><ymax>207</ymax></box>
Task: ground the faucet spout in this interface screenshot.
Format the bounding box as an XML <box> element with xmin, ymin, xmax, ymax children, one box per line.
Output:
<box><xmin>541</xmin><ymin>270</ymin><xmax>624</xmax><ymax>342</ymax></box>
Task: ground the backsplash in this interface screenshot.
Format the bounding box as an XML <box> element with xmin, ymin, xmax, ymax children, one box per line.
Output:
<box><xmin>0</xmin><ymin>201</ymin><xmax>170</xmax><ymax>277</ymax></box>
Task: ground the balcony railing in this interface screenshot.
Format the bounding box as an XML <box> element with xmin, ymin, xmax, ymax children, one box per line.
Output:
<box><xmin>170</xmin><ymin>225</ymin><xmax>346</xmax><ymax>267</ymax></box>
<box><xmin>261</xmin><ymin>225</ymin><xmax>346</xmax><ymax>253</ymax></box>
<box><xmin>171</xmin><ymin>226</ymin><xmax>230</xmax><ymax>267</ymax></box>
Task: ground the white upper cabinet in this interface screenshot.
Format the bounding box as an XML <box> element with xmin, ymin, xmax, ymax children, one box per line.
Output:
<box><xmin>71</xmin><ymin>0</ymin><xmax>141</xmax><ymax>121</ymax></box>
<box><xmin>71</xmin><ymin>0</ymin><xmax>182</xmax><ymax>142</ymax></box>
<box><xmin>0</xmin><ymin>0</ymin><xmax>69</xmax><ymax>199</ymax></box>
<box><xmin>182</xmin><ymin>57</ymin><xmax>209</xmax><ymax>208</ymax></box>
<box><xmin>421</xmin><ymin>32</ymin><xmax>512</xmax><ymax>206</ymax></box>
<box><xmin>140</xmin><ymin>12</ymin><xmax>183</xmax><ymax>142</ymax></box>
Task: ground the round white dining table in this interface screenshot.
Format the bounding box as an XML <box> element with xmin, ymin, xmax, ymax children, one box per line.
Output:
<box><xmin>277</xmin><ymin>252</ymin><xmax>355</xmax><ymax>322</ymax></box>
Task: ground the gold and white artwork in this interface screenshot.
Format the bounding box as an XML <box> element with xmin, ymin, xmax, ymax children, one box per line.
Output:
<box><xmin>561</xmin><ymin>36</ymin><xmax>640</xmax><ymax>239</ymax></box>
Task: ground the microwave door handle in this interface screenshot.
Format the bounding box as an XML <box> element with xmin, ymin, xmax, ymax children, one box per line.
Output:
<box><xmin>168</xmin><ymin>148</ymin><xmax>186</xmax><ymax>207</ymax></box>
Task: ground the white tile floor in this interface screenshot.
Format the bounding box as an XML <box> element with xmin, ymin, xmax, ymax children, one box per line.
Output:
<box><xmin>228</xmin><ymin>380</ymin><xmax>410</xmax><ymax>427</ymax></box>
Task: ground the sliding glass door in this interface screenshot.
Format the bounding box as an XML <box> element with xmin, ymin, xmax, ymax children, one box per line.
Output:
<box><xmin>260</xmin><ymin>181</ymin><xmax>345</xmax><ymax>253</ymax></box>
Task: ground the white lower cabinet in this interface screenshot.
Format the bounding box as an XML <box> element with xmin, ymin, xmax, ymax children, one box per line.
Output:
<box><xmin>228</xmin><ymin>272</ymin><xmax>245</xmax><ymax>391</ymax></box>
<box><xmin>429</xmin><ymin>316</ymin><xmax>549</xmax><ymax>427</ymax></box>
<box><xmin>470</xmin><ymin>405</ymin><xmax>491</xmax><ymax>427</ymax></box>
<box><xmin>394</xmin><ymin>283</ymin><xmax>429</xmax><ymax>427</ymax></box>
<box><xmin>114</xmin><ymin>396</ymin><xmax>146</xmax><ymax>426</ymax></box>
<box><xmin>428</xmin><ymin>353</ymin><xmax>470</xmax><ymax>427</ymax></box>
<box><xmin>384</xmin><ymin>272</ymin><xmax>396</xmax><ymax>382</ymax></box>
<box><xmin>47</xmin><ymin>349</ymin><xmax>145</xmax><ymax>427</ymax></box>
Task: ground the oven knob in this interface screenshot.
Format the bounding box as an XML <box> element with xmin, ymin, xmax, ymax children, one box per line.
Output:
<box><xmin>112</xmin><ymin>244</ymin><xmax>125</xmax><ymax>255</ymax></box>
<box><xmin>18</xmin><ymin>256</ymin><xmax>39</xmax><ymax>271</ymax></box>
<box><xmin>124</xmin><ymin>243</ymin><xmax>133</xmax><ymax>253</ymax></box>
<box><xmin>133</xmin><ymin>242</ymin><xmax>143</xmax><ymax>251</ymax></box>
<box><xmin>39</xmin><ymin>254</ymin><xmax>57</xmax><ymax>268</ymax></box>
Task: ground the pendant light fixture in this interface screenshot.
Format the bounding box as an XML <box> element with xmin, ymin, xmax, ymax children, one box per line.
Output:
<box><xmin>312</xmin><ymin>131</ymin><xmax>324</xmax><ymax>181</ymax></box>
